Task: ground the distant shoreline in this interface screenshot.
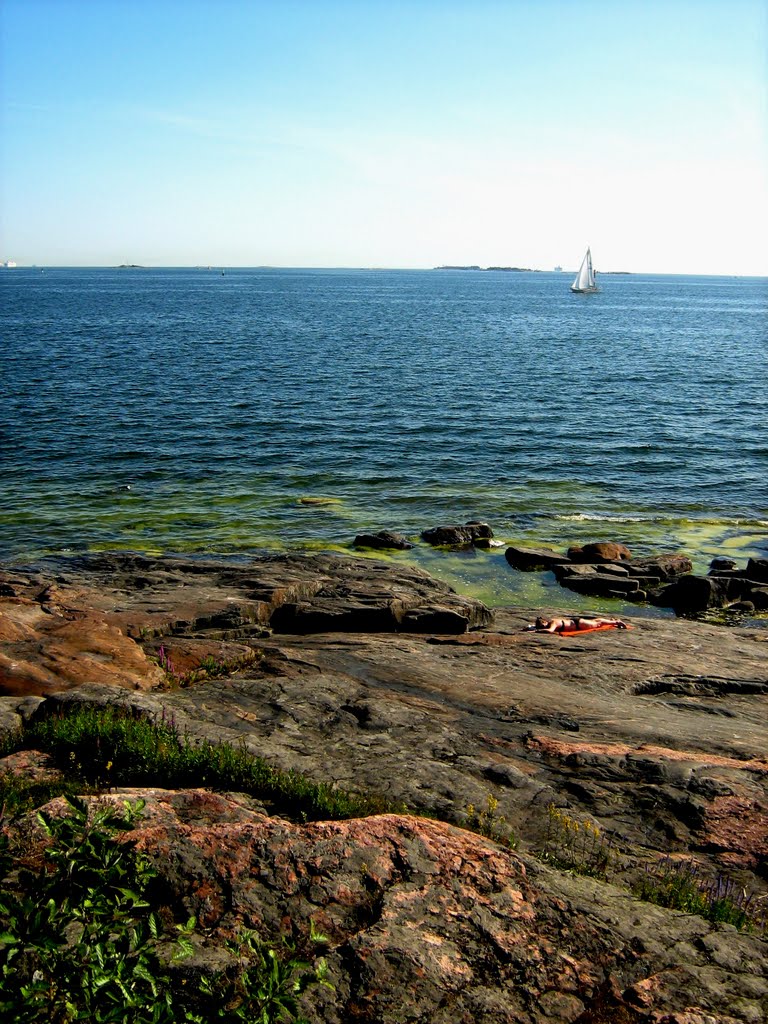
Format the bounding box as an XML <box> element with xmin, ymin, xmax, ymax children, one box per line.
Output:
<box><xmin>5</xmin><ymin>266</ymin><xmax>766</xmax><ymax>278</ymax></box>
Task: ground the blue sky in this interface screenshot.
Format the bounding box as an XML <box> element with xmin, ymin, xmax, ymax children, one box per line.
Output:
<box><xmin>1</xmin><ymin>0</ymin><xmax>765</xmax><ymax>273</ymax></box>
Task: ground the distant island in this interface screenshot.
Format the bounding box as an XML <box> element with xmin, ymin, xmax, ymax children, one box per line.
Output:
<box><xmin>434</xmin><ymin>265</ymin><xmax>535</xmax><ymax>272</ymax></box>
<box><xmin>116</xmin><ymin>264</ymin><xmax>145</xmax><ymax>269</ymax></box>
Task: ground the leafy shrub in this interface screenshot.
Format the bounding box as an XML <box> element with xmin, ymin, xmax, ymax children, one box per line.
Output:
<box><xmin>0</xmin><ymin>795</ymin><xmax>330</xmax><ymax>1023</ymax></box>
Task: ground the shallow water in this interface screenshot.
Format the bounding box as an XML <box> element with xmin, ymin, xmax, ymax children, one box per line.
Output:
<box><xmin>2</xmin><ymin>267</ymin><xmax>766</xmax><ymax>614</ymax></box>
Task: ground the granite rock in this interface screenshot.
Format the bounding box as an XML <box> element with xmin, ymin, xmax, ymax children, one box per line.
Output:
<box><xmin>6</xmin><ymin>789</ymin><xmax>766</xmax><ymax>1024</ymax></box>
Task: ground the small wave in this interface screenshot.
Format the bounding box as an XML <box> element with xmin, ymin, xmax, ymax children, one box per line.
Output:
<box><xmin>554</xmin><ymin>513</ymin><xmax>652</xmax><ymax>524</ymax></box>
<box><xmin>671</xmin><ymin>515</ymin><xmax>768</xmax><ymax>528</ymax></box>
<box><xmin>553</xmin><ymin>512</ymin><xmax>768</xmax><ymax>528</ymax></box>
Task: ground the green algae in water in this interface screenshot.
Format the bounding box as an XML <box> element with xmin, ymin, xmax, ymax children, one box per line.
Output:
<box><xmin>407</xmin><ymin>546</ymin><xmax>659</xmax><ymax>616</ymax></box>
<box><xmin>3</xmin><ymin>468</ymin><xmax>765</xmax><ymax>621</ymax></box>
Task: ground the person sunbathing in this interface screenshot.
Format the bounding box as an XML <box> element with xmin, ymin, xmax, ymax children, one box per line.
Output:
<box><xmin>526</xmin><ymin>615</ymin><xmax>628</xmax><ymax>633</ymax></box>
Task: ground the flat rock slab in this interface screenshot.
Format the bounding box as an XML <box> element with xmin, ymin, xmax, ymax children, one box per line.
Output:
<box><xmin>0</xmin><ymin>553</ymin><xmax>491</xmax><ymax>695</ymax></box>
<box><xmin>0</xmin><ymin>552</ymin><xmax>491</xmax><ymax>640</ymax></box>
<box><xmin>0</xmin><ymin>596</ymin><xmax>165</xmax><ymax>695</ymax></box>
<box><xmin>31</xmin><ymin>599</ymin><xmax>768</xmax><ymax>899</ymax></box>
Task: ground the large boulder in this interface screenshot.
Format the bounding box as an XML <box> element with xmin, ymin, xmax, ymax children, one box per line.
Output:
<box><xmin>654</xmin><ymin>574</ymin><xmax>739</xmax><ymax>614</ymax></box>
<box><xmin>265</xmin><ymin>558</ymin><xmax>492</xmax><ymax>633</ymax></box>
<box><xmin>625</xmin><ymin>553</ymin><xmax>692</xmax><ymax>579</ymax></box>
<box><xmin>555</xmin><ymin>573</ymin><xmax>646</xmax><ymax>601</ymax></box>
<box><xmin>554</xmin><ymin>555</ymin><xmax>692</xmax><ymax>603</ymax></box>
<box><xmin>747</xmin><ymin>558</ymin><xmax>768</xmax><ymax>583</ymax></box>
<box><xmin>567</xmin><ymin>542</ymin><xmax>632</xmax><ymax>563</ymax></box>
<box><xmin>657</xmin><ymin>566</ymin><xmax>768</xmax><ymax>615</ymax></box>
<box><xmin>0</xmin><ymin>695</ymin><xmax>45</xmax><ymax>742</ymax></box>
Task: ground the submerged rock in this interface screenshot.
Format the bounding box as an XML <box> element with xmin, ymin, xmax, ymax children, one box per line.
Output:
<box><xmin>353</xmin><ymin>530</ymin><xmax>414</xmax><ymax>550</ymax></box>
<box><xmin>421</xmin><ymin>520</ymin><xmax>493</xmax><ymax>546</ymax></box>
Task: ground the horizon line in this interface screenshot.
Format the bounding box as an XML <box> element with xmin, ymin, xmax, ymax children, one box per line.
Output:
<box><xmin>2</xmin><ymin>264</ymin><xmax>766</xmax><ymax>278</ymax></box>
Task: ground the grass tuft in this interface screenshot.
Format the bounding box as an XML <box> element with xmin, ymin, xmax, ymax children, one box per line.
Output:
<box><xmin>153</xmin><ymin>646</ymin><xmax>261</xmax><ymax>688</ymax></box>
<box><xmin>463</xmin><ymin>794</ymin><xmax>517</xmax><ymax>848</ymax></box>
<box><xmin>540</xmin><ymin>803</ymin><xmax>614</xmax><ymax>880</ymax></box>
<box><xmin>9</xmin><ymin>705</ymin><xmax>400</xmax><ymax>823</ymax></box>
<box><xmin>633</xmin><ymin>856</ymin><xmax>767</xmax><ymax>933</ymax></box>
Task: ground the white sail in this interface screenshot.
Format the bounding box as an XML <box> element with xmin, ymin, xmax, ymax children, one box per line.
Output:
<box><xmin>570</xmin><ymin>248</ymin><xmax>597</xmax><ymax>292</ymax></box>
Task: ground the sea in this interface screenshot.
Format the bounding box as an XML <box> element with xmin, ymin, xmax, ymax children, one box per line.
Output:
<box><xmin>2</xmin><ymin>267</ymin><xmax>767</xmax><ymax>619</ymax></box>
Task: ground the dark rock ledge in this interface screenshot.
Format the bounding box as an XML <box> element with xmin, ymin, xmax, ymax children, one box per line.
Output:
<box><xmin>506</xmin><ymin>542</ymin><xmax>768</xmax><ymax>615</ymax></box>
<box><xmin>1</xmin><ymin>552</ymin><xmax>767</xmax><ymax>1023</ymax></box>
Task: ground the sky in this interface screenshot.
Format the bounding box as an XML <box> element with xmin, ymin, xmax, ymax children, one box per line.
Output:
<box><xmin>0</xmin><ymin>0</ymin><xmax>766</xmax><ymax>274</ymax></box>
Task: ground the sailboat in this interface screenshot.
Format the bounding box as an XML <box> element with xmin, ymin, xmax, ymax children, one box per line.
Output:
<box><xmin>570</xmin><ymin>248</ymin><xmax>599</xmax><ymax>293</ymax></box>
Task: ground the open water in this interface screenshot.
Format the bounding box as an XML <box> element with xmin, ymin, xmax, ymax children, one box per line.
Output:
<box><xmin>2</xmin><ymin>267</ymin><xmax>766</xmax><ymax>613</ymax></box>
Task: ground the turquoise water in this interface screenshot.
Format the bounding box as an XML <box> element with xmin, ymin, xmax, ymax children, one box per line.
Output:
<box><xmin>2</xmin><ymin>267</ymin><xmax>766</xmax><ymax>612</ymax></box>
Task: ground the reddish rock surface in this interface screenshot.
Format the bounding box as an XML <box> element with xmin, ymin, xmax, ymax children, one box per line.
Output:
<box><xmin>567</xmin><ymin>542</ymin><xmax>633</xmax><ymax>562</ymax></box>
<box><xmin>6</xmin><ymin>789</ymin><xmax>766</xmax><ymax>1024</ymax></box>
<box><xmin>0</xmin><ymin>596</ymin><xmax>164</xmax><ymax>695</ymax></box>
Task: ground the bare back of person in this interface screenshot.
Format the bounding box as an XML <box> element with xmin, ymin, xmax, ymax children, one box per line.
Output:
<box><xmin>530</xmin><ymin>615</ymin><xmax>627</xmax><ymax>633</ymax></box>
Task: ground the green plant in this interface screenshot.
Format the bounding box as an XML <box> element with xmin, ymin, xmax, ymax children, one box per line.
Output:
<box><xmin>0</xmin><ymin>768</ymin><xmax>93</xmax><ymax>819</ymax></box>
<box><xmin>633</xmin><ymin>857</ymin><xmax>767</xmax><ymax>932</ymax></box>
<box><xmin>541</xmin><ymin>804</ymin><xmax>613</xmax><ymax>879</ymax></box>
<box><xmin>0</xmin><ymin>795</ymin><xmax>331</xmax><ymax>1023</ymax></box>
<box><xmin>17</xmin><ymin>705</ymin><xmax>399</xmax><ymax>822</ymax></box>
<box><xmin>192</xmin><ymin>927</ymin><xmax>331</xmax><ymax>1024</ymax></box>
<box><xmin>153</xmin><ymin>646</ymin><xmax>260</xmax><ymax>689</ymax></box>
<box><xmin>0</xmin><ymin>795</ymin><xmax>187</xmax><ymax>1022</ymax></box>
<box><xmin>463</xmin><ymin>795</ymin><xmax>517</xmax><ymax>848</ymax></box>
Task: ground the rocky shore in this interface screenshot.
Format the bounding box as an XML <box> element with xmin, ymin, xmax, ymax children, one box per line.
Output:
<box><xmin>1</xmin><ymin>551</ymin><xmax>767</xmax><ymax>1022</ymax></box>
<box><xmin>353</xmin><ymin>520</ymin><xmax>768</xmax><ymax>617</ymax></box>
